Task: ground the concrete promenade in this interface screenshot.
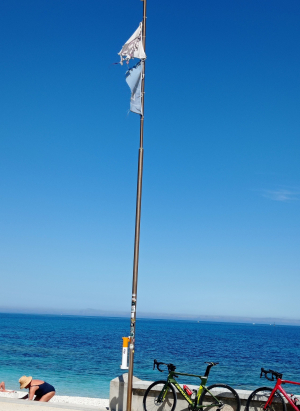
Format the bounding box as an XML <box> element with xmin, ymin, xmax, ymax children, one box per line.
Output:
<box><xmin>109</xmin><ymin>374</ymin><xmax>294</xmax><ymax>411</ymax></box>
<box><xmin>0</xmin><ymin>397</ymin><xmax>108</xmax><ymax>411</ymax></box>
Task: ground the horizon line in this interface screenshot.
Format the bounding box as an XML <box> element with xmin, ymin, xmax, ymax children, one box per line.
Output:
<box><xmin>0</xmin><ymin>306</ymin><xmax>300</xmax><ymax>326</ymax></box>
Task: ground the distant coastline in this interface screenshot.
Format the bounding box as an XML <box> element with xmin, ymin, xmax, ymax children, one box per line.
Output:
<box><xmin>0</xmin><ymin>306</ymin><xmax>300</xmax><ymax>326</ymax></box>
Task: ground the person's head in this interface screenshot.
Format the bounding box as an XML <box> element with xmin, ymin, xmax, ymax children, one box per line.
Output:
<box><xmin>19</xmin><ymin>376</ymin><xmax>32</xmax><ymax>389</ymax></box>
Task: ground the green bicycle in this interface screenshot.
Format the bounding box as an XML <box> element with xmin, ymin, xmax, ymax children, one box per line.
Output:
<box><xmin>143</xmin><ymin>360</ymin><xmax>241</xmax><ymax>411</ymax></box>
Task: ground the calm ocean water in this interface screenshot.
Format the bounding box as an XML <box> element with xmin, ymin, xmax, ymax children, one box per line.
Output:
<box><xmin>1</xmin><ymin>313</ymin><xmax>300</xmax><ymax>398</ymax></box>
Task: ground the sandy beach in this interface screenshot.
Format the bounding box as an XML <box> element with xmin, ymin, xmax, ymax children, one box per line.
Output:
<box><xmin>0</xmin><ymin>391</ymin><xmax>109</xmax><ymax>408</ymax></box>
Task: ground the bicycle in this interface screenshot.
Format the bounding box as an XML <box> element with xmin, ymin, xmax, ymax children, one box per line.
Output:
<box><xmin>246</xmin><ymin>368</ymin><xmax>300</xmax><ymax>411</ymax></box>
<box><xmin>143</xmin><ymin>359</ymin><xmax>241</xmax><ymax>411</ymax></box>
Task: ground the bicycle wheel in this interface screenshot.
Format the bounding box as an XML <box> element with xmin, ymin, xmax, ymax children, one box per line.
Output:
<box><xmin>246</xmin><ymin>387</ymin><xmax>286</xmax><ymax>411</ymax></box>
<box><xmin>143</xmin><ymin>380</ymin><xmax>177</xmax><ymax>411</ymax></box>
<box><xmin>199</xmin><ymin>384</ymin><xmax>241</xmax><ymax>411</ymax></box>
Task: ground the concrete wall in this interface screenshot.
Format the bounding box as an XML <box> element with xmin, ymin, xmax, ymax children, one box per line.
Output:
<box><xmin>110</xmin><ymin>374</ymin><xmax>294</xmax><ymax>411</ymax></box>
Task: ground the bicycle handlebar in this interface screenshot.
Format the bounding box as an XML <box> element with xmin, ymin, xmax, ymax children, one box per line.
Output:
<box><xmin>153</xmin><ymin>359</ymin><xmax>219</xmax><ymax>377</ymax></box>
<box><xmin>153</xmin><ymin>359</ymin><xmax>176</xmax><ymax>373</ymax></box>
<box><xmin>260</xmin><ymin>368</ymin><xmax>283</xmax><ymax>381</ymax></box>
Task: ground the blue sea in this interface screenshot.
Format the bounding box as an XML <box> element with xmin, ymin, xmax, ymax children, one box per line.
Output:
<box><xmin>1</xmin><ymin>313</ymin><xmax>300</xmax><ymax>398</ymax></box>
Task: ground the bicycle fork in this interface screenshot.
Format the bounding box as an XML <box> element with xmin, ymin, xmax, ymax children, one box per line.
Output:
<box><xmin>158</xmin><ymin>383</ymin><xmax>174</xmax><ymax>403</ymax></box>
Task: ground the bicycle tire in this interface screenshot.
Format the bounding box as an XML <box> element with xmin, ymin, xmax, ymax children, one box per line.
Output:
<box><xmin>143</xmin><ymin>380</ymin><xmax>177</xmax><ymax>411</ymax></box>
<box><xmin>199</xmin><ymin>383</ymin><xmax>241</xmax><ymax>411</ymax></box>
<box><xmin>246</xmin><ymin>387</ymin><xmax>286</xmax><ymax>411</ymax></box>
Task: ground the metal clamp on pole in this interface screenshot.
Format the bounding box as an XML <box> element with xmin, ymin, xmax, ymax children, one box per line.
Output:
<box><xmin>121</xmin><ymin>337</ymin><xmax>130</xmax><ymax>370</ymax></box>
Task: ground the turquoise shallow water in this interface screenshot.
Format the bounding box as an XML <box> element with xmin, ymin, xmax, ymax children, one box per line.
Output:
<box><xmin>1</xmin><ymin>313</ymin><xmax>300</xmax><ymax>398</ymax></box>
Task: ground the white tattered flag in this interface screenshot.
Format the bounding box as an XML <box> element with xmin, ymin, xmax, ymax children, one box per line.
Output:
<box><xmin>126</xmin><ymin>61</ymin><xmax>143</xmax><ymax>115</ymax></box>
<box><xmin>118</xmin><ymin>22</ymin><xmax>146</xmax><ymax>65</ymax></box>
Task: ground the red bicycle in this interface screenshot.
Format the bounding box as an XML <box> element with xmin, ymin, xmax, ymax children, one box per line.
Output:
<box><xmin>246</xmin><ymin>368</ymin><xmax>300</xmax><ymax>411</ymax></box>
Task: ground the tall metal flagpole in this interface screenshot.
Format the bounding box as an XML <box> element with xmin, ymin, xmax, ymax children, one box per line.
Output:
<box><xmin>126</xmin><ymin>1</ymin><xmax>147</xmax><ymax>411</ymax></box>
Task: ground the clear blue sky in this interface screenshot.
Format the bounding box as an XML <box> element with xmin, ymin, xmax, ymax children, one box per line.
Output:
<box><xmin>0</xmin><ymin>0</ymin><xmax>299</xmax><ymax>319</ymax></box>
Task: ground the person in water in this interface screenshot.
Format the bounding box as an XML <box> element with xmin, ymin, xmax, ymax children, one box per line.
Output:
<box><xmin>19</xmin><ymin>376</ymin><xmax>55</xmax><ymax>402</ymax></box>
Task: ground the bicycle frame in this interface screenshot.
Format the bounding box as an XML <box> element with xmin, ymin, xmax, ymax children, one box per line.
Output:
<box><xmin>159</xmin><ymin>370</ymin><xmax>218</xmax><ymax>409</ymax></box>
<box><xmin>265</xmin><ymin>379</ymin><xmax>300</xmax><ymax>411</ymax></box>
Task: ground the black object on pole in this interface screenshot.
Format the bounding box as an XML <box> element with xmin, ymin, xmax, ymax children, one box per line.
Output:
<box><xmin>126</xmin><ymin>1</ymin><xmax>147</xmax><ymax>411</ymax></box>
